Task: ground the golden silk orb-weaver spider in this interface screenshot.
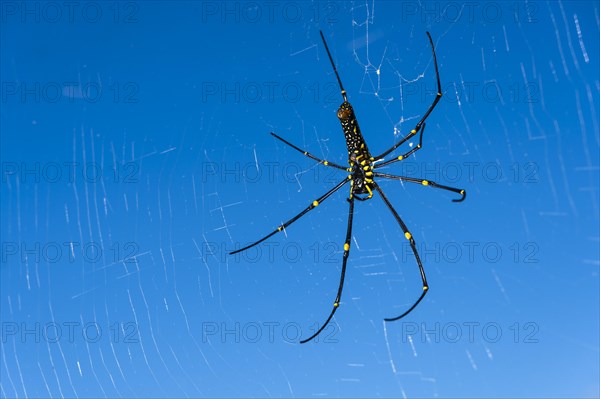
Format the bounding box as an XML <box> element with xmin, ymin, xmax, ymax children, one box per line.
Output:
<box><xmin>231</xmin><ymin>31</ymin><xmax>466</xmax><ymax>343</ymax></box>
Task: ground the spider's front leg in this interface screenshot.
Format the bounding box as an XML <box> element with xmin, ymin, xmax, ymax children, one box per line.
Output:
<box><xmin>374</xmin><ymin>123</ymin><xmax>428</xmax><ymax>169</ymax></box>
<box><xmin>271</xmin><ymin>132</ymin><xmax>349</xmax><ymax>171</ymax></box>
<box><xmin>374</xmin><ymin>32</ymin><xmax>443</xmax><ymax>165</ymax></box>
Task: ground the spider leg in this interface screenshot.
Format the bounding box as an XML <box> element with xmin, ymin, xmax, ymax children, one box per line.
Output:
<box><xmin>374</xmin><ymin>172</ymin><xmax>466</xmax><ymax>202</ymax></box>
<box><xmin>271</xmin><ymin>132</ymin><xmax>349</xmax><ymax>171</ymax></box>
<box><xmin>374</xmin><ymin>185</ymin><xmax>429</xmax><ymax>322</ymax></box>
<box><xmin>230</xmin><ymin>178</ymin><xmax>349</xmax><ymax>255</ymax></box>
<box><xmin>300</xmin><ymin>196</ymin><xmax>354</xmax><ymax>344</ymax></box>
<box><xmin>374</xmin><ymin>32</ymin><xmax>442</xmax><ymax>161</ymax></box>
<box><xmin>374</xmin><ymin>123</ymin><xmax>426</xmax><ymax>168</ymax></box>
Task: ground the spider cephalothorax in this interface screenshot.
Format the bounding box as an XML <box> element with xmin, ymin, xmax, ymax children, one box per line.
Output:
<box><xmin>337</xmin><ymin>102</ymin><xmax>369</xmax><ymax>155</ymax></box>
<box><xmin>231</xmin><ymin>31</ymin><xmax>466</xmax><ymax>344</ymax></box>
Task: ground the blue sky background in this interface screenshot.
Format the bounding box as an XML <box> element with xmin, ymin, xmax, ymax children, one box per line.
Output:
<box><xmin>1</xmin><ymin>1</ymin><xmax>599</xmax><ymax>397</ymax></box>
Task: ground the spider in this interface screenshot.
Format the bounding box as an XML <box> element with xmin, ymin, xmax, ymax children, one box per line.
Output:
<box><xmin>231</xmin><ymin>31</ymin><xmax>466</xmax><ymax>344</ymax></box>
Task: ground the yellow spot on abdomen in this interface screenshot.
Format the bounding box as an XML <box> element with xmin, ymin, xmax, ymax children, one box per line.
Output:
<box><xmin>343</xmin><ymin>243</ymin><xmax>350</xmax><ymax>251</ymax></box>
<box><xmin>312</xmin><ymin>200</ymin><xmax>319</xmax><ymax>207</ymax></box>
<box><xmin>423</xmin><ymin>286</ymin><xmax>429</xmax><ymax>291</ymax></box>
<box><xmin>323</xmin><ymin>161</ymin><xmax>329</xmax><ymax>166</ymax></box>
<box><xmin>397</xmin><ymin>155</ymin><xmax>404</xmax><ymax>160</ymax></box>
<box><xmin>422</xmin><ymin>180</ymin><xmax>429</xmax><ymax>186</ymax></box>
<box><xmin>333</xmin><ymin>302</ymin><xmax>339</xmax><ymax>308</ymax></box>
<box><xmin>404</xmin><ymin>232</ymin><xmax>412</xmax><ymax>240</ymax></box>
<box><xmin>411</xmin><ymin>129</ymin><xmax>417</xmax><ymax>135</ymax></box>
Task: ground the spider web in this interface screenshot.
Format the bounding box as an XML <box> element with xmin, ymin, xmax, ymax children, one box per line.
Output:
<box><xmin>1</xmin><ymin>1</ymin><xmax>598</xmax><ymax>398</ymax></box>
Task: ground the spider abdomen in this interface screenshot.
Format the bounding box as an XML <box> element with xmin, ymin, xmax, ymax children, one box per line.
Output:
<box><xmin>348</xmin><ymin>144</ymin><xmax>375</xmax><ymax>199</ymax></box>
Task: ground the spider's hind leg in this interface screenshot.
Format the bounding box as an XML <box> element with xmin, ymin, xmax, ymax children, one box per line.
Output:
<box><xmin>300</xmin><ymin>197</ymin><xmax>355</xmax><ymax>344</ymax></box>
<box><xmin>374</xmin><ymin>185</ymin><xmax>430</xmax><ymax>322</ymax></box>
